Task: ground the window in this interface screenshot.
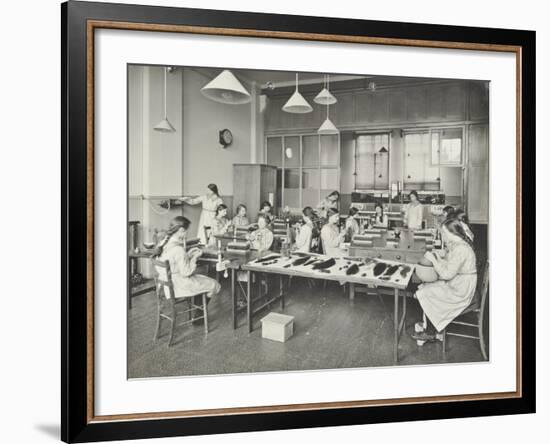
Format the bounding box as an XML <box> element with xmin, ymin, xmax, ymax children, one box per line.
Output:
<box><xmin>355</xmin><ymin>133</ymin><xmax>390</xmax><ymax>190</ymax></box>
<box><xmin>431</xmin><ymin>128</ymin><xmax>463</xmax><ymax>166</ymax></box>
<box><xmin>265</xmin><ymin>134</ymin><xmax>340</xmax><ymax>209</ymax></box>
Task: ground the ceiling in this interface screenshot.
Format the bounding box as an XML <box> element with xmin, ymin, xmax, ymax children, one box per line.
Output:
<box><xmin>187</xmin><ymin>66</ymin><xmax>483</xmax><ymax>97</ymax></box>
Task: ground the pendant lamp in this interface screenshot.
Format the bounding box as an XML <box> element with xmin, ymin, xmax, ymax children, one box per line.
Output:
<box><xmin>314</xmin><ymin>75</ymin><xmax>337</xmax><ymax>105</ymax></box>
<box><xmin>282</xmin><ymin>73</ymin><xmax>313</xmax><ymax>114</ymax></box>
<box><xmin>317</xmin><ymin>103</ymin><xmax>339</xmax><ymax>135</ymax></box>
<box><xmin>201</xmin><ymin>69</ymin><xmax>251</xmax><ymax>105</ymax></box>
<box><xmin>154</xmin><ymin>67</ymin><xmax>176</xmax><ymax>133</ymax></box>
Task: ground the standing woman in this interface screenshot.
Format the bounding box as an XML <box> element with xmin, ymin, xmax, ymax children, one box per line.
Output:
<box><xmin>373</xmin><ymin>202</ymin><xmax>389</xmax><ymax>228</ymax></box>
<box><xmin>402</xmin><ymin>190</ymin><xmax>424</xmax><ymax>230</ymax></box>
<box><xmin>411</xmin><ymin>217</ymin><xmax>478</xmax><ymax>342</ymax></box>
<box><xmin>179</xmin><ymin>183</ymin><xmax>223</xmax><ymax>244</ymax></box>
<box><xmin>155</xmin><ymin>216</ymin><xmax>221</xmax><ymax>300</ymax></box>
<box><xmin>321</xmin><ymin>207</ymin><xmax>346</xmax><ymax>257</ymax></box>
<box><xmin>317</xmin><ymin>191</ymin><xmax>340</xmax><ymax>219</ymax></box>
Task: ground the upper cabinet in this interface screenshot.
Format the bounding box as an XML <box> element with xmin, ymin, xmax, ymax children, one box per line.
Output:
<box><xmin>264</xmin><ymin>80</ymin><xmax>486</xmax><ymax>133</ymax></box>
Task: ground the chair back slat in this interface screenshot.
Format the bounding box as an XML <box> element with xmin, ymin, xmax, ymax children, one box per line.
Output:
<box><xmin>151</xmin><ymin>258</ymin><xmax>175</xmax><ymax>300</ymax></box>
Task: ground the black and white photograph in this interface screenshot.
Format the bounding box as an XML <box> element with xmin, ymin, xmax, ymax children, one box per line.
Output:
<box><xmin>127</xmin><ymin>65</ymin><xmax>490</xmax><ymax>378</ymax></box>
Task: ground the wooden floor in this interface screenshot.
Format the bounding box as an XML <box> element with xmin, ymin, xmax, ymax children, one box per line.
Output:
<box><xmin>127</xmin><ymin>276</ymin><xmax>488</xmax><ymax>379</ymax></box>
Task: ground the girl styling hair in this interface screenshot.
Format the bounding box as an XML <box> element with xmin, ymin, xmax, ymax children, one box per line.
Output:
<box><xmin>215</xmin><ymin>203</ymin><xmax>228</xmax><ymax>217</ymax></box>
<box><xmin>154</xmin><ymin>216</ymin><xmax>190</xmax><ymax>257</ymax></box>
<box><xmin>441</xmin><ymin>216</ymin><xmax>474</xmax><ymax>249</ymax></box>
<box><xmin>208</xmin><ymin>183</ymin><xmax>220</xmax><ymax>197</ymax></box>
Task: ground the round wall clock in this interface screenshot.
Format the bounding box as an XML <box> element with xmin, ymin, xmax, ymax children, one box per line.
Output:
<box><xmin>219</xmin><ymin>128</ymin><xmax>233</xmax><ymax>148</ymax></box>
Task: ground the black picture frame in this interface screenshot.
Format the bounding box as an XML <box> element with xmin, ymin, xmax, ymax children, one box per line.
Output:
<box><xmin>61</xmin><ymin>1</ymin><xmax>536</xmax><ymax>442</ymax></box>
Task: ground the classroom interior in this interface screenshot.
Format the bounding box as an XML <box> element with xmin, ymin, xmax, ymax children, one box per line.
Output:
<box><xmin>127</xmin><ymin>65</ymin><xmax>490</xmax><ymax>378</ymax></box>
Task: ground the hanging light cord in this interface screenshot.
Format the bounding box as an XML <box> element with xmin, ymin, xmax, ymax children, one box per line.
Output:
<box><xmin>163</xmin><ymin>67</ymin><xmax>167</xmax><ymax>119</ymax></box>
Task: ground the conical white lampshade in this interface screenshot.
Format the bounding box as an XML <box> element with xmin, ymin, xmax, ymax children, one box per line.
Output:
<box><xmin>317</xmin><ymin>117</ymin><xmax>339</xmax><ymax>135</ymax></box>
<box><xmin>282</xmin><ymin>73</ymin><xmax>313</xmax><ymax>114</ymax></box>
<box><xmin>201</xmin><ymin>70</ymin><xmax>251</xmax><ymax>104</ymax></box>
<box><xmin>154</xmin><ymin>67</ymin><xmax>176</xmax><ymax>133</ymax></box>
<box><xmin>154</xmin><ymin>118</ymin><xmax>176</xmax><ymax>132</ymax></box>
<box><xmin>314</xmin><ymin>87</ymin><xmax>337</xmax><ymax>105</ymax></box>
<box><xmin>282</xmin><ymin>90</ymin><xmax>313</xmax><ymax>113</ymax></box>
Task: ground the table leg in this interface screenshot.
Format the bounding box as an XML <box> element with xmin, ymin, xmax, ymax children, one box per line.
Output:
<box><xmin>349</xmin><ymin>283</ymin><xmax>355</xmax><ymax>302</ymax></box>
<box><xmin>394</xmin><ymin>287</ymin><xmax>398</xmax><ymax>364</ymax></box>
<box><xmin>247</xmin><ymin>270</ymin><xmax>252</xmax><ymax>334</ymax></box>
<box><xmin>231</xmin><ymin>268</ymin><xmax>237</xmax><ymax>330</ymax></box>
<box><xmin>280</xmin><ymin>275</ymin><xmax>285</xmax><ymax>310</ymax></box>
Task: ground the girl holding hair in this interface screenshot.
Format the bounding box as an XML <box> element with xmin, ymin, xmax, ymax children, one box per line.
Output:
<box><xmin>155</xmin><ymin>216</ymin><xmax>221</xmax><ymax>300</ymax></box>
<box><xmin>411</xmin><ymin>217</ymin><xmax>478</xmax><ymax>342</ymax></box>
<box><xmin>453</xmin><ymin>208</ymin><xmax>474</xmax><ymax>242</ymax></box>
<box><xmin>232</xmin><ymin>204</ymin><xmax>249</xmax><ymax>227</ymax></box>
<box><xmin>402</xmin><ymin>190</ymin><xmax>423</xmax><ymax>230</ymax></box>
<box><xmin>320</xmin><ymin>207</ymin><xmax>346</xmax><ymax>257</ymax></box>
<box><xmin>317</xmin><ymin>190</ymin><xmax>340</xmax><ymax>219</ymax></box>
<box><xmin>179</xmin><ymin>183</ymin><xmax>223</xmax><ymax>244</ymax></box>
<box><xmin>248</xmin><ymin>213</ymin><xmax>274</xmax><ymax>252</ymax></box>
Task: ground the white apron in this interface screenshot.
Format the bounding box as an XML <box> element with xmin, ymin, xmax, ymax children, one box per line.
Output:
<box><xmin>158</xmin><ymin>241</ymin><xmax>221</xmax><ymax>298</ymax></box>
<box><xmin>187</xmin><ymin>195</ymin><xmax>223</xmax><ymax>244</ymax></box>
<box><xmin>416</xmin><ymin>240</ymin><xmax>477</xmax><ymax>332</ymax></box>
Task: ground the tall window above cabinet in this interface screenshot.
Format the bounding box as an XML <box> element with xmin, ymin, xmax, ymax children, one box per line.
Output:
<box><xmin>354</xmin><ymin>133</ymin><xmax>390</xmax><ymax>191</ymax></box>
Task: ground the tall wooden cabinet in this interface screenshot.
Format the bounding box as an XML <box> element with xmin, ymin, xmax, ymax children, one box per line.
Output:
<box><xmin>467</xmin><ymin>124</ymin><xmax>489</xmax><ymax>224</ymax></box>
<box><xmin>233</xmin><ymin>164</ymin><xmax>278</xmax><ymax>221</ymax></box>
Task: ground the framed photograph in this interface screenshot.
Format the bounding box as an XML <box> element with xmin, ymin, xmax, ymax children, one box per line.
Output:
<box><xmin>62</xmin><ymin>1</ymin><xmax>535</xmax><ymax>442</ymax></box>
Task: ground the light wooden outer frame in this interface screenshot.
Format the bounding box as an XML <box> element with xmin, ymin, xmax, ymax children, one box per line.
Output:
<box><xmin>62</xmin><ymin>1</ymin><xmax>535</xmax><ymax>442</ymax></box>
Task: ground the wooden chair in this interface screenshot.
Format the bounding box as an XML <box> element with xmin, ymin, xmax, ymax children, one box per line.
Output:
<box><xmin>442</xmin><ymin>260</ymin><xmax>489</xmax><ymax>360</ymax></box>
<box><xmin>152</xmin><ymin>259</ymin><xmax>208</xmax><ymax>347</ymax></box>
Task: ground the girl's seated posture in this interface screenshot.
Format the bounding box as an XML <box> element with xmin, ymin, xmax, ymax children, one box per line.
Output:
<box><xmin>294</xmin><ymin>206</ymin><xmax>314</xmax><ymax>253</ymax></box>
<box><xmin>259</xmin><ymin>201</ymin><xmax>274</xmax><ymax>225</ymax></box>
<box><xmin>232</xmin><ymin>203</ymin><xmax>249</xmax><ymax>227</ymax></box>
<box><xmin>411</xmin><ymin>217</ymin><xmax>477</xmax><ymax>343</ymax></box>
<box><xmin>344</xmin><ymin>206</ymin><xmax>360</xmax><ymax>241</ymax></box>
<box><xmin>320</xmin><ymin>207</ymin><xmax>346</xmax><ymax>257</ymax></box>
<box><xmin>156</xmin><ymin>216</ymin><xmax>221</xmax><ymax>299</ymax></box>
<box><xmin>248</xmin><ymin>213</ymin><xmax>274</xmax><ymax>251</ymax></box>
<box><xmin>208</xmin><ymin>204</ymin><xmax>231</xmax><ymax>246</ymax></box>
<box><xmin>373</xmin><ymin>202</ymin><xmax>389</xmax><ymax>228</ymax></box>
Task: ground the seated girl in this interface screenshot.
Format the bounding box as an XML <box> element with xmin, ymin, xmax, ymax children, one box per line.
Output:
<box><xmin>208</xmin><ymin>204</ymin><xmax>231</xmax><ymax>246</ymax></box>
<box><xmin>259</xmin><ymin>200</ymin><xmax>274</xmax><ymax>225</ymax></box>
<box><xmin>344</xmin><ymin>206</ymin><xmax>360</xmax><ymax>241</ymax></box>
<box><xmin>453</xmin><ymin>208</ymin><xmax>474</xmax><ymax>242</ymax></box>
<box><xmin>411</xmin><ymin>217</ymin><xmax>477</xmax><ymax>343</ymax></box>
<box><xmin>248</xmin><ymin>213</ymin><xmax>274</xmax><ymax>252</ymax></box>
<box><xmin>155</xmin><ymin>216</ymin><xmax>221</xmax><ymax>300</ymax></box>
<box><xmin>294</xmin><ymin>206</ymin><xmax>314</xmax><ymax>253</ymax></box>
<box><xmin>232</xmin><ymin>203</ymin><xmax>249</xmax><ymax>227</ymax></box>
<box><xmin>373</xmin><ymin>202</ymin><xmax>389</xmax><ymax>228</ymax></box>
<box><xmin>320</xmin><ymin>207</ymin><xmax>346</xmax><ymax>257</ymax></box>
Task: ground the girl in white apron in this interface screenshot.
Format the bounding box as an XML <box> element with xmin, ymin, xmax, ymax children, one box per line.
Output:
<box><xmin>180</xmin><ymin>183</ymin><xmax>223</xmax><ymax>244</ymax></box>
<box><xmin>208</xmin><ymin>204</ymin><xmax>231</xmax><ymax>247</ymax></box>
<box><xmin>321</xmin><ymin>207</ymin><xmax>346</xmax><ymax>257</ymax></box>
<box><xmin>294</xmin><ymin>206</ymin><xmax>314</xmax><ymax>253</ymax></box>
<box><xmin>155</xmin><ymin>216</ymin><xmax>221</xmax><ymax>300</ymax></box>
<box><xmin>411</xmin><ymin>217</ymin><xmax>478</xmax><ymax>342</ymax></box>
<box><xmin>402</xmin><ymin>190</ymin><xmax>423</xmax><ymax>230</ymax></box>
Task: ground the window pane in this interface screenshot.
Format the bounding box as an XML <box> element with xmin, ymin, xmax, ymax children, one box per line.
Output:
<box><xmin>440</xmin><ymin>128</ymin><xmax>462</xmax><ymax>165</ymax></box>
<box><xmin>283</xmin><ymin>136</ymin><xmax>300</xmax><ymax>168</ymax></box>
<box><xmin>283</xmin><ymin>169</ymin><xmax>300</xmax><ymax>208</ymax></box>
<box><xmin>320</xmin><ymin>169</ymin><xmax>339</xmax><ymax>192</ymax></box>
<box><xmin>302</xmin><ymin>135</ymin><xmax>319</xmax><ymax>167</ymax></box>
<box><xmin>266</xmin><ymin>137</ymin><xmax>282</xmax><ymax>167</ymax></box>
<box><xmin>302</xmin><ymin>168</ymin><xmax>319</xmax><ymax>208</ymax></box>
<box><xmin>320</xmin><ymin>134</ymin><xmax>339</xmax><ymax>166</ymax></box>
